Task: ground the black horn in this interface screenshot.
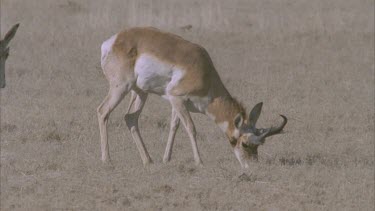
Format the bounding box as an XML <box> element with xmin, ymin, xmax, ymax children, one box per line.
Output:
<box><xmin>265</xmin><ymin>115</ymin><xmax>288</xmax><ymax>137</ymax></box>
<box><xmin>245</xmin><ymin>115</ymin><xmax>287</xmax><ymax>146</ymax></box>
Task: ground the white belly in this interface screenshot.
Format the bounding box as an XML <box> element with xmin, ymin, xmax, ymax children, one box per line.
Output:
<box><xmin>135</xmin><ymin>54</ymin><xmax>184</xmax><ymax>95</ymax></box>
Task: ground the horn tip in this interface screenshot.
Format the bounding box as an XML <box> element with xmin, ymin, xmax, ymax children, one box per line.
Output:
<box><xmin>279</xmin><ymin>114</ymin><xmax>287</xmax><ymax>119</ymax></box>
<box><xmin>279</xmin><ymin>114</ymin><xmax>288</xmax><ymax>125</ymax></box>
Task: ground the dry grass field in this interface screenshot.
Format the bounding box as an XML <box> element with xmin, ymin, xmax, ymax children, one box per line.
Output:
<box><xmin>1</xmin><ymin>0</ymin><xmax>374</xmax><ymax>210</ymax></box>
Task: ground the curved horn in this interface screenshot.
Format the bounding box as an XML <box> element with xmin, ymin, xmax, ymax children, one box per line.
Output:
<box><xmin>265</xmin><ymin>115</ymin><xmax>288</xmax><ymax>137</ymax></box>
<box><xmin>242</xmin><ymin>128</ymin><xmax>271</xmax><ymax>146</ymax></box>
<box><xmin>242</xmin><ymin>115</ymin><xmax>287</xmax><ymax>147</ymax></box>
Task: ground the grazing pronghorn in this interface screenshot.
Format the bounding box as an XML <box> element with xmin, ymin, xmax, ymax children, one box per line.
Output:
<box><xmin>0</xmin><ymin>24</ymin><xmax>20</xmax><ymax>88</ymax></box>
<box><xmin>97</xmin><ymin>27</ymin><xmax>287</xmax><ymax>168</ymax></box>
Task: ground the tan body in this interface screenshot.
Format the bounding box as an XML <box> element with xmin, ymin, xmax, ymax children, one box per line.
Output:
<box><xmin>97</xmin><ymin>27</ymin><xmax>287</xmax><ymax>168</ymax></box>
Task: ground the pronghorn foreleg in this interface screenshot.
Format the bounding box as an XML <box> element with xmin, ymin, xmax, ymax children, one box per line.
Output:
<box><xmin>169</xmin><ymin>97</ymin><xmax>202</xmax><ymax>166</ymax></box>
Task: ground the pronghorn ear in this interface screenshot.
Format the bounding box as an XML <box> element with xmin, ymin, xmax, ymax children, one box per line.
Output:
<box><xmin>234</xmin><ymin>113</ymin><xmax>244</xmax><ymax>129</ymax></box>
<box><xmin>249</xmin><ymin>102</ymin><xmax>263</xmax><ymax>128</ymax></box>
<box><xmin>1</xmin><ymin>23</ymin><xmax>20</xmax><ymax>48</ymax></box>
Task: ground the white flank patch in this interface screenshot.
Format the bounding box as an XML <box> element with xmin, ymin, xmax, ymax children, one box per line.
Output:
<box><xmin>100</xmin><ymin>34</ymin><xmax>117</xmax><ymax>68</ymax></box>
<box><xmin>135</xmin><ymin>54</ymin><xmax>185</xmax><ymax>95</ymax></box>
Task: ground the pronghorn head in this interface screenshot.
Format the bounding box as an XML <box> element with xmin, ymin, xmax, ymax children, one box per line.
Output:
<box><xmin>0</xmin><ymin>23</ymin><xmax>20</xmax><ymax>88</ymax></box>
<box><xmin>231</xmin><ymin>102</ymin><xmax>287</xmax><ymax>168</ymax></box>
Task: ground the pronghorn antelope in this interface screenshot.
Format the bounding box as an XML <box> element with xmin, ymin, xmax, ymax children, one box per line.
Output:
<box><xmin>0</xmin><ymin>24</ymin><xmax>20</xmax><ymax>88</ymax></box>
<box><xmin>97</xmin><ymin>27</ymin><xmax>287</xmax><ymax>168</ymax></box>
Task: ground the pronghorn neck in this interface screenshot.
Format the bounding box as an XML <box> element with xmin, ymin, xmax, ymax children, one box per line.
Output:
<box><xmin>206</xmin><ymin>95</ymin><xmax>246</xmax><ymax>139</ymax></box>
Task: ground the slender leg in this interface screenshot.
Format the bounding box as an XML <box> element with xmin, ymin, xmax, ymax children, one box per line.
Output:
<box><xmin>97</xmin><ymin>84</ymin><xmax>130</xmax><ymax>162</ymax></box>
<box><xmin>163</xmin><ymin>109</ymin><xmax>180</xmax><ymax>163</ymax></box>
<box><xmin>124</xmin><ymin>91</ymin><xmax>152</xmax><ymax>165</ymax></box>
<box><xmin>169</xmin><ymin>97</ymin><xmax>202</xmax><ymax>165</ymax></box>
<box><xmin>126</xmin><ymin>90</ymin><xmax>137</xmax><ymax>114</ymax></box>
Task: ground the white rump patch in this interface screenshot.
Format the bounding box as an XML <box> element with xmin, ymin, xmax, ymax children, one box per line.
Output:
<box><xmin>100</xmin><ymin>34</ymin><xmax>117</xmax><ymax>68</ymax></box>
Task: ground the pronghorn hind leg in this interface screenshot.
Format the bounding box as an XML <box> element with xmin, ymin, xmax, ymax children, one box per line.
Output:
<box><xmin>126</xmin><ymin>90</ymin><xmax>137</xmax><ymax>114</ymax></box>
<box><xmin>124</xmin><ymin>90</ymin><xmax>152</xmax><ymax>165</ymax></box>
<box><xmin>169</xmin><ymin>97</ymin><xmax>202</xmax><ymax>166</ymax></box>
<box><xmin>97</xmin><ymin>84</ymin><xmax>130</xmax><ymax>163</ymax></box>
<box><xmin>163</xmin><ymin>109</ymin><xmax>180</xmax><ymax>163</ymax></box>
